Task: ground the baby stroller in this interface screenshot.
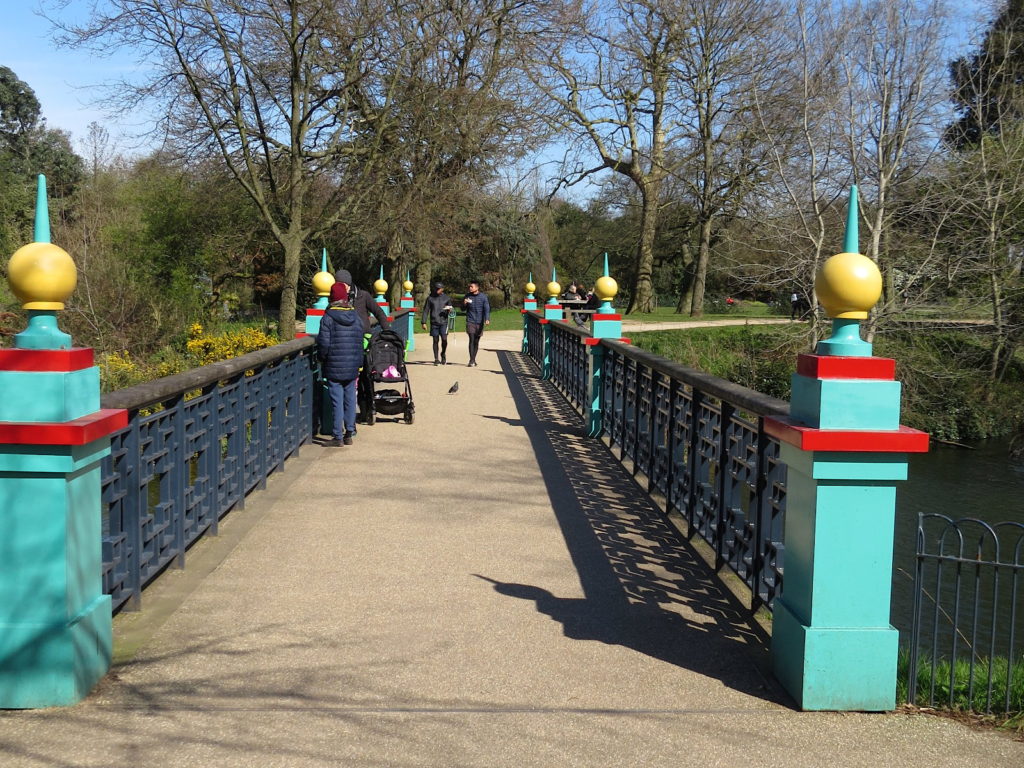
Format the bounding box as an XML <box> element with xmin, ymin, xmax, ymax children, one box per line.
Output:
<box><xmin>359</xmin><ymin>327</ymin><xmax>414</xmax><ymax>425</ymax></box>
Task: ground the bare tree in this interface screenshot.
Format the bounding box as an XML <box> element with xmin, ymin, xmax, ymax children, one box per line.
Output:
<box><xmin>838</xmin><ymin>0</ymin><xmax>953</xmax><ymax>336</ymax></box>
<box><xmin>53</xmin><ymin>0</ymin><xmax>403</xmax><ymax>337</ymax></box>
<box><xmin>668</xmin><ymin>0</ymin><xmax>786</xmax><ymax>316</ymax></box>
<box><xmin>350</xmin><ymin>0</ymin><xmax>549</xmax><ymax>303</ymax></box>
<box><xmin>533</xmin><ymin>0</ymin><xmax>691</xmax><ymax>313</ymax></box>
<box><xmin>751</xmin><ymin>0</ymin><xmax>852</xmax><ymax>333</ymax></box>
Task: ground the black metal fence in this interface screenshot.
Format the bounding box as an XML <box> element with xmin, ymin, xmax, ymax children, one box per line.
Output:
<box><xmin>525</xmin><ymin>311</ymin><xmax>789</xmax><ymax>611</ymax></box>
<box><xmin>99</xmin><ymin>337</ymin><xmax>316</xmax><ymax>612</ymax></box>
<box><xmin>907</xmin><ymin>515</ymin><xmax>1024</xmax><ymax>714</ymax></box>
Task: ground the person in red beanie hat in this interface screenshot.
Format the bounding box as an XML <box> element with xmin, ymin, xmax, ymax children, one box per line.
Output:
<box><xmin>330</xmin><ymin>282</ymin><xmax>349</xmax><ymax>303</ymax></box>
<box><xmin>317</xmin><ymin>280</ymin><xmax>363</xmax><ymax>446</ymax></box>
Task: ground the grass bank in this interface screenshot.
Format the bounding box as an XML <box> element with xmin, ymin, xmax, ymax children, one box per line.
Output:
<box><xmin>897</xmin><ymin>649</ymin><xmax>1024</xmax><ymax>733</ymax></box>
<box><xmin>629</xmin><ymin>324</ymin><xmax>1024</xmax><ymax>443</ymax></box>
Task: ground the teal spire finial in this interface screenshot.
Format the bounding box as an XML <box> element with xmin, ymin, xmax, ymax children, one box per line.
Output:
<box><xmin>603</xmin><ymin>252</ymin><xmax>609</xmax><ymax>277</ymax></box>
<box><xmin>552</xmin><ymin>267</ymin><xmax>557</xmax><ymax>282</ymax></box>
<box><xmin>529</xmin><ymin>271</ymin><xmax>533</xmax><ymax>284</ymax></box>
<box><xmin>406</xmin><ymin>270</ymin><xmax>410</xmax><ymax>281</ymax></box>
<box><xmin>34</xmin><ymin>174</ymin><xmax>50</xmax><ymax>243</ymax></box>
<box><xmin>843</xmin><ymin>185</ymin><xmax>859</xmax><ymax>254</ymax></box>
<box><xmin>321</xmin><ymin>248</ymin><xmax>328</xmax><ymax>273</ymax></box>
<box><xmin>379</xmin><ymin>265</ymin><xmax>384</xmax><ymax>280</ymax></box>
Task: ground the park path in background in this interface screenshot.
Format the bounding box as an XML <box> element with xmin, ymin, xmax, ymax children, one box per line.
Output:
<box><xmin>0</xmin><ymin>330</ymin><xmax>1020</xmax><ymax>767</ymax></box>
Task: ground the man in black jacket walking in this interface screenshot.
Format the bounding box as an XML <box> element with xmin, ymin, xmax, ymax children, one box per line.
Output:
<box><xmin>462</xmin><ymin>279</ymin><xmax>490</xmax><ymax>367</ymax></box>
<box><xmin>421</xmin><ymin>281</ymin><xmax>454</xmax><ymax>365</ymax></box>
<box><xmin>334</xmin><ymin>268</ymin><xmax>389</xmax><ymax>333</ymax></box>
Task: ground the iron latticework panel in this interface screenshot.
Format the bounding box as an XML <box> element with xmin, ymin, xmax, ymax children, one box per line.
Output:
<box><xmin>579</xmin><ymin>341</ymin><xmax>787</xmax><ymax>611</ymax></box>
<box><xmin>549</xmin><ymin>321</ymin><xmax>589</xmax><ymax>416</ymax></box>
<box><xmin>100</xmin><ymin>340</ymin><xmax>315</xmax><ymax>612</ymax></box>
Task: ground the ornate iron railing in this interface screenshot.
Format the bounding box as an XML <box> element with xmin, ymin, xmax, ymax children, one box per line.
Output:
<box><xmin>99</xmin><ymin>337</ymin><xmax>316</xmax><ymax>612</ymax></box>
<box><xmin>600</xmin><ymin>340</ymin><xmax>789</xmax><ymax>611</ymax></box>
<box><xmin>549</xmin><ymin>320</ymin><xmax>590</xmax><ymax>416</ymax></box>
<box><xmin>523</xmin><ymin>311</ymin><xmax>789</xmax><ymax>611</ymax></box>
<box><xmin>907</xmin><ymin>515</ymin><xmax>1024</xmax><ymax>714</ymax></box>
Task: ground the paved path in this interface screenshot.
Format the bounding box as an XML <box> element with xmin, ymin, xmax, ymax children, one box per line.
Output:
<box><xmin>1</xmin><ymin>330</ymin><xmax>1021</xmax><ymax>767</ymax></box>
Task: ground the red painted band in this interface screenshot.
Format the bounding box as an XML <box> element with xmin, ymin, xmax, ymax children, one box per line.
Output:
<box><xmin>295</xmin><ymin>333</ymin><xmax>310</xmax><ymax>338</ymax></box>
<box><xmin>797</xmin><ymin>354</ymin><xmax>896</xmax><ymax>380</ymax></box>
<box><xmin>0</xmin><ymin>409</ymin><xmax>128</xmax><ymax>446</ymax></box>
<box><xmin>584</xmin><ymin>338</ymin><xmax>600</xmax><ymax>346</ymax></box>
<box><xmin>592</xmin><ymin>314</ymin><xmax>621</xmax><ymax>321</ymax></box>
<box><xmin>764</xmin><ymin>416</ymin><xmax>929</xmax><ymax>453</ymax></box>
<box><xmin>0</xmin><ymin>348</ymin><xmax>94</xmax><ymax>372</ymax></box>
<box><xmin>306</xmin><ymin>309</ymin><xmax>325</xmax><ymax>317</ymax></box>
<box><xmin>539</xmin><ymin>319</ymin><xmax>549</xmax><ymax>324</ymax></box>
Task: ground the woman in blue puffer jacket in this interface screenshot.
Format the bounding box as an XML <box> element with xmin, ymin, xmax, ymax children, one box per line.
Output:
<box><xmin>316</xmin><ymin>282</ymin><xmax>365</xmax><ymax>447</ymax></box>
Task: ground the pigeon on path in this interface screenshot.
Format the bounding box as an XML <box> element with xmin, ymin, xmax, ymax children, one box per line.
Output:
<box><xmin>448</xmin><ymin>381</ymin><xmax>459</xmax><ymax>394</ymax></box>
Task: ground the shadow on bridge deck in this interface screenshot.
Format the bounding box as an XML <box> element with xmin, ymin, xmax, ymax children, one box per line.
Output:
<box><xmin>1</xmin><ymin>331</ymin><xmax>1020</xmax><ymax>767</ymax></box>
<box><xmin>479</xmin><ymin>349</ymin><xmax>779</xmax><ymax>701</ymax></box>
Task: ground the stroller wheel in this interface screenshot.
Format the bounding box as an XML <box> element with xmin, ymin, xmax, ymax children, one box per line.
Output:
<box><xmin>366</xmin><ymin>410</ymin><xmax>376</xmax><ymax>426</ymax></box>
<box><xmin>404</xmin><ymin>408</ymin><xmax>414</xmax><ymax>424</ymax></box>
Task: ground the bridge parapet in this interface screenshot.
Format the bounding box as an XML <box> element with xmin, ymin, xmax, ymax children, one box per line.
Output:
<box><xmin>525</xmin><ymin>198</ymin><xmax>930</xmax><ymax>711</ymax></box>
<box><xmin>0</xmin><ymin>176</ymin><xmax>125</xmax><ymax>708</ymax></box>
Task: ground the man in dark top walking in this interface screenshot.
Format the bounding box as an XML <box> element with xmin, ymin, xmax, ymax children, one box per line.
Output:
<box><xmin>421</xmin><ymin>281</ymin><xmax>454</xmax><ymax>365</ymax></box>
<box><xmin>334</xmin><ymin>268</ymin><xmax>389</xmax><ymax>333</ymax></box>
<box><xmin>462</xmin><ymin>279</ymin><xmax>490</xmax><ymax>367</ymax></box>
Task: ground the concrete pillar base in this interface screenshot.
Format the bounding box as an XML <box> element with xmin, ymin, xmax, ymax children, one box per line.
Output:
<box><xmin>772</xmin><ymin>598</ymin><xmax>898</xmax><ymax>711</ymax></box>
<box><xmin>0</xmin><ymin>593</ymin><xmax>112</xmax><ymax>709</ymax></box>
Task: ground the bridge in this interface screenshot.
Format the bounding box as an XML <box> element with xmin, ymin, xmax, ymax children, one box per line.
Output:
<box><xmin>1</xmin><ymin>321</ymin><xmax>1021</xmax><ymax>764</ymax></box>
<box><xmin>1</xmin><ymin>187</ymin><xmax>1023</xmax><ymax>765</ymax></box>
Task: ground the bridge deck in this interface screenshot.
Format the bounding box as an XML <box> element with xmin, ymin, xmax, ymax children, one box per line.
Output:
<box><xmin>1</xmin><ymin>330</ymin><xmax>1020</xmax><ymax>766</ymax></box>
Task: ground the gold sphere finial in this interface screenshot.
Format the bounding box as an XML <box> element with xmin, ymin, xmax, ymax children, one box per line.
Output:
<box><xmin>525</xmin><ymin>281</ymin><xmax>536</xmax><ymax>294</ymax></box>
<box><xmin>547</xmin><ymin>280</ymin><xmax>561</xmax><ymax>298</ymax></box>
<box><xmin>7</xmin><ymin>242</ymin><xmax>77</xmax><ymax>310</ymax></box>
<box><xmin>374</xmin><ymin>277</ymin><xmax>389</xmax><ymax>295</ymax></box>
<box><xmin>403</xmin><ymin>279</ymin><xmax>414</xmax><ymax>292</ymax></box>
<box><xmin>312</xmin><ymin>270</ymin><xmax>335</xmax><ymax>297</ymax></box>
<box><xmin>814</xmin><ymin>252</ymin><xmax>882</xmax><ymax>319</ymax></box>
<box><xmin>595</xmin><ymin>275</ymin><xmax>618</xmax><ymax>302</ymax></box>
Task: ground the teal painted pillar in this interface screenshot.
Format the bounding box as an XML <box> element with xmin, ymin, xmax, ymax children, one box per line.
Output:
<box><xmin>586</xmin><ymin>255</ymin><xmax>628</xmax><ymax>437</ymax></box>
<box><xmin>522</xmin><ymin>273</ymin><xmax>537</xmax><ymax>353</ymax></box>
<box><xmin>1</xmin><ymin>175</ymin><xmax>127</xmax><ymax>707</ymax></box>
<box><xmin>399</xmin><ymin>272</ymin><xmax>416</xmax><ymax>352</ymax></box>
<box><xmin>304</xmin><ymin>249</ymin><xmax>334</xmax><ymax>435</ymax></box>
<box><xmin>304</xmin><ymin>248</ymin><xmax>334</xmax><ymax>337</ymax></box>
<box><xmin>374</xmin><ymin>265</ymin><xmax>391</xmax><ymax>320</ymax></box>
<box><xmin>543</xmin><ymin>268</ymin><xmax>563</xmax><ymax>322</ymax></box>
<box><xmin>765</xmin><ymin>187</ymin><xmax>929</xmax><ymax>711</ymax></box>
<box><xmin>541</xmin><ymin>319</ymin><xmax>552</xmax><ymax>380</ymax></box>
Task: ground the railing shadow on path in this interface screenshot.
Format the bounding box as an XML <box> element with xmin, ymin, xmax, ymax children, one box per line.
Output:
<box><xmin>483</xmin><ymin>348</ymin><xmax>789</xmax><ymax>706</ymax></box>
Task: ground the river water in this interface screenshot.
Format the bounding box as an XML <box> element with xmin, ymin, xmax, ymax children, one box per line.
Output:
<box><xmin>889</xmin><ymin>438</ymin><xmax>1024</xmax><ymax>636</ymax></box>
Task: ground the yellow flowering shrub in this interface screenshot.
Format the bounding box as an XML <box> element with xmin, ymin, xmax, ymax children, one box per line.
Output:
<box><xmin>185</xmin><ymin>325</ymin><xmax>278</xmax><ymax>366</ymax></box>
<box><xmin>100</xmin><ymin>324</ymin><xmax>279</xmax><ymax>393</ymax></box>
<box><xmin>99</xmin><ymin>350</ymin><xmax>142</xmax><ymax>391</ymax></box>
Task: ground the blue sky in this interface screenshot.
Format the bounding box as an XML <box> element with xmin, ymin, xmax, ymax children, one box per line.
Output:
<box><xmin>0</xmin><ymin>3</ymin><xmax>145</xmax><ymax>148</ymax></box>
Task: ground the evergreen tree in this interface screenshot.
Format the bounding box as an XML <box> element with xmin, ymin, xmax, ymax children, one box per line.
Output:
<box><xmin>948</xmin><ymin>0</ymin><xmax>1024</xmax><ymax>147</ymax></box>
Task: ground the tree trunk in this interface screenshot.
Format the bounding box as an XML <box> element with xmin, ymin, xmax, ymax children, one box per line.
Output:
<box><xmin>413</xmin><ymin>242</ymin><xmax>432</xmax><ymax>307</ymax></box>
<box><xmin>689</xmin><ymin>217</ymin><xmax>714</xmax><ymax>317</ymax></box>
<box><xmin>989</xmin><ymin>268</ymin><xmax>1005</xmax><ymax>382</ymax></box>
<box><xmin>279</xmin><ymin>235</ymin><xmax>302</xmax><ymax>340</ymax></box>
<box><xmin>627</xmin><ymin>184</ymin><xmax>659</xmax><ymax>314</ymax></box>
<box><xmin>674</xmin><ymin>243</ymin><xmax>695</xmax><ymax>314</ymax></box>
